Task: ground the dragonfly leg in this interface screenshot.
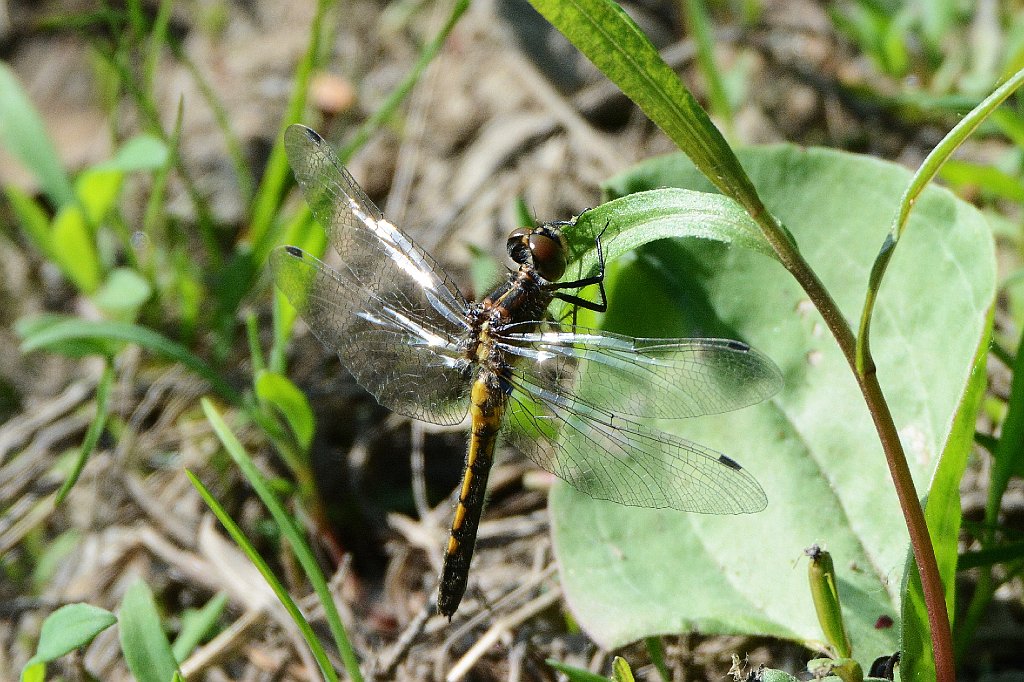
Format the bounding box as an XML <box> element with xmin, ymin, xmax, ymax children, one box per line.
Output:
<box><xmin>549</xmin><ymin>220</ymin><xmax>609</xmax><ymax>323</ymax></box>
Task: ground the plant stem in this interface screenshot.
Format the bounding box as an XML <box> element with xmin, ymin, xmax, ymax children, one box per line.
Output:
<box><xmin>745</xmin><ymin>199</ymin><xmax>954</xmax><ymax>682</ymax></box>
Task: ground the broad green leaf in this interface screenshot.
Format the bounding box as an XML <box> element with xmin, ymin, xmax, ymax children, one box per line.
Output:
<box><xmin>119</xmin><ymin>580</ymin><xmax>180</xmax><ymax>682</ymax></box>
<box><xmin>50</xmin><ymin>205</ymin><xmax>102</xmax><ymax>293</ymax></box>
<box><xmin>75</xmin><ymin>168</ymin><xmax>124</xmax><ymax>226</ymax></box>
<box><xmin>0</xmin><ymin>63</ymin><xmax>75</xmax><ymax>207</ymax></box>
<box><xmin>92</xmin><ymin>267</ymin><xmax>153</xmax><ymax>319</ymax></box>
<box><xmin>24</xmin><ymin>603</ymin><xmax>116</xmax><ymax>669</ymax></box>
<box><xmin>255</xmin><ymin>370</ymin><xmax>315</xmax><ymax>451</ymax></box>
<box><xmin>537</xmin><ymin>189</ymin><xmax>777</xmax><ymax>325</ymax></box>
<box><xmin>551</xmin><ymin>147</ymin><xmax>994</xmax><ymax>664</ymax></box>
<box><xmin>20</xmin><ymin>661</ymin><xmax>44</xmax><ymax>682</ymax></box>
<box><xmin>568</xmin><ymin>188</ymin><xmax>774</xmax><ymax>264</ymax></box>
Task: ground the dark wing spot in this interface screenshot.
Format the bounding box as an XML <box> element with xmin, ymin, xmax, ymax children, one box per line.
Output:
<box><xmin>303</xmin><ymin>126</ymin><xmax>323</xmax><ymax>144</ymax></box>
<box><xmin>717</xmin><ymin>454</ymin><xmax>743</xmax><ymax>471</ymax></box>
<box><xmin>726</xmin><ymin>340</ymin><xmax>750</xmax><ymax>352</ymax></box>
<box><xmin>284</xmin><ymin>245</ymin><xmax>304</xmax><ymax>258</ymax></box>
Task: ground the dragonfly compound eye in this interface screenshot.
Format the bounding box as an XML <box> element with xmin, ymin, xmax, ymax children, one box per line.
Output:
<box><xmin>528</xmin><ymin>232</ymin><xmax>567</xmax><ymax>281</ymax></box>
<box><xmin>506</xmin><ymin>227</ymin><xmax>532</xmax><ymax>265</ymax></box>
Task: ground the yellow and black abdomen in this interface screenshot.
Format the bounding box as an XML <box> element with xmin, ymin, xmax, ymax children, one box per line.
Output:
<box><xmin>437</xmin><ymin>370</ymin><xmax>506</xmax><ymax>617</ymax></box>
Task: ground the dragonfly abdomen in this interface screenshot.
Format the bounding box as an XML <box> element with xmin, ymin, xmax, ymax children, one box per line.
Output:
<box><xmin>437</xmin><ymin>371</ymin><xmax>506</xmax><ymax>617</ymax></box>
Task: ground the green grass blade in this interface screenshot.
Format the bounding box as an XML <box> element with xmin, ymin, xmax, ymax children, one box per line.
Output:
<box><xmin>55</xmin><ymin>362</ymin><xmax>115</xmax><ymax>504</ymax></box>
<box><xmin>902</xmin><ymin>321</ymin><xmax>991</xmax><ymax>680</ymax></box>
<box><xmin>144</xmin><ymin>0</ymin><xmax>174</xmax><ymax>97</ymax></box>
<box><xmin>169</xmin><ymin>40</ymin><xmax>256</xmax><ymax>201</ymax></box>
<box><xmin>546</xmin><ymin>659</ymin><xmax>612</xmax><ymax>682</ymax></box>
<box><xmin>141</xmin><ymin>99</ymin><xmax>181</xmax><ymax>242</ymax></box>
<box><xmin>334</xmin><ymin>0</ymin><xmax>470</xmax><ymax>164</ymax></box>
<box><xmin>255</xmin><ymin>371</ymin><xmax>315</xmax><ymax>452</ymax></box>
<box><xmin>200</xmin><ymin>399</ymin><xmax>362</xmax><ymax>682</ymax></box>
<box><xmin>252</xmin><ymin>0</ymin><xmax>469</xmax><ymax>265</ymax></box>
<box><xmin>4</xmin><ymin>185</ymin><xmax>54</xmax><ymax>261</ymax></box>
<box><xmin>186</xmin><ymin>468</ymin><xmax>340</xmax><ymax>682</ymax></box>
<box><xmin>19</xmin><ymin>317</ymin><xmax>240</xmax><ymax>404</ymax></box>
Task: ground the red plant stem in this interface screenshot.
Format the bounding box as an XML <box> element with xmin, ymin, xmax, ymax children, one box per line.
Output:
<box><xmin>751</xmin><ymin>203</ymin><xmax>954</xmax><ymax>681</ymax></box>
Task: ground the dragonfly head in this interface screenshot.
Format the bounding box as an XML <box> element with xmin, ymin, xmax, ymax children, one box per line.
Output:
<box><xmin>506</xmin><ymin>224</ymin><xmax>569</xmax><ymax>282</ymax></box>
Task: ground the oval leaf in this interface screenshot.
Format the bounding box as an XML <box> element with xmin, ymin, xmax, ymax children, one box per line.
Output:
<box><xmin>50</xmin><ymin>206</ymin><xmax>102</xmax><ymax>293</ymax></box>
<box><xmin>551</xmin><ymin>146</ymin><xmax>994</xmax><ymax>663</ymax></box>
<box><xmin>26</xmin><ymin>603</ymin><xmax>116</xmax><ymax>666</ymax></box>
<box><xmin>92</xmin><ymin>268</ymin><xmax>154</xmax><ymax>318</ymax></box>
<box><xmin>75</xmin><ymin>168</ymin><xmax>124</xmax><ymax>226</ymax></box>
<box><xmin>119</xmin><ymin>580</ymin><xmax>180</xmax><ymax>682</ymax></box>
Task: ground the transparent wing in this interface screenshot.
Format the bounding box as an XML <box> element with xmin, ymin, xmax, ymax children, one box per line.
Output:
<box><xmin>275</xmin><ymin>124</ymin><xmax>476</xmax><ymax>425</ymax></box>
<box><xmin>284</xmin><ymin>124</ymin><xmax>469</xmax><ymax>330</ymax></box>
<box><xmin>495</xmin><ymin>322</ymin><xmax>782</xmax><ymax>419</ymax></box>
<box><xmin>501</xmin><ymin>369</ymin><xmax>767</xmax><ymax>513</ymax></box>
<box><xmin>272</xmin><ymin>246</ymin><xmax>473</xmax><ymax>425</ymax></box>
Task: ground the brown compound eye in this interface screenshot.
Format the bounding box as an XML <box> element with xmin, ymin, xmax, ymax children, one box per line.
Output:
<box><xmin>506</xmin><ymin>227</ymin><xmax>531</xmax><ymax>265</ymax></box>
<box><xmin>528</xmin><ymin>231</ymin><xmax>567</xmax><ymax>281</ymax></box>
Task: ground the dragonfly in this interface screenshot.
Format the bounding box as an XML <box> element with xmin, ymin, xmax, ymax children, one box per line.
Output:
<box><xmin>272</xmin><ymin>124</ymin><xmax>783</xmax><ymax>618</ymax></box>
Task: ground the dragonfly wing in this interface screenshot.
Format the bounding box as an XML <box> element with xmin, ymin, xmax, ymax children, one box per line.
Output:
<box><xmin>496</xmin><ymin>322</ymin><xmax>782</xmax><ymax>419</ymax></box>
<box><xmin>283</xmin><ymin>124</ymin><xmax>469</xmax><ymax>327</ymax></box>
<box><xmin>272</xmin><ymin>247</ymin><xmax>473</xmax><ymax>426</ymax></box>
<box><xmin>278</xmin><ymin>125</ymin><xmax>477</xmax><ymax>425</ymax></box>
<box><xmin>500</xmin><ymin>368</ymin><xmax>767</xmax><ymax>513</ymax></box>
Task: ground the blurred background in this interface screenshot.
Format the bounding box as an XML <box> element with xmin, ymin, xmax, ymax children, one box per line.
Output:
<box><xmin>1</xmin><ymin>1</ymin><xmax>1023</xmax><ymax>680</ymax></box>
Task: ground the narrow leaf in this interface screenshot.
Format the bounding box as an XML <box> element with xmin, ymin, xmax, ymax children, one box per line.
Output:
<box><xmin>200</xmin><ymin>399</ymin><xmax>361</xmax><ymax>681</ymax></box>
<box><xmin>55</xmin><ymin>362</ymin><xmax>115</xmax><ymax>504</ymax></box>
<box><xmin>255</xmin><ymin>371</ymin><xmax>316</xmax><ymax>452</ymax></box>
<box><xmin>185</xmin><ymin>467</ymin><xmax>341</xmax><ymax>682</ymax></box>
<box><xmin>171</xmin><ymin>592</ymin><xmax>228</xmax><ymax>662</ymax></box>
<box><xmin>527</xmin><ymin>0</ymin><xmax>764</xmax><ymax>216</ymax></box>
<box><xmin>0</xmin><ymin>63</ymin><xmax>75</xmax><ymax>207</ymax></box>
<box><xmin>19</xmin><ymin>317</ymin><xmax>239</xmax><ymax>404</ymax></box>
